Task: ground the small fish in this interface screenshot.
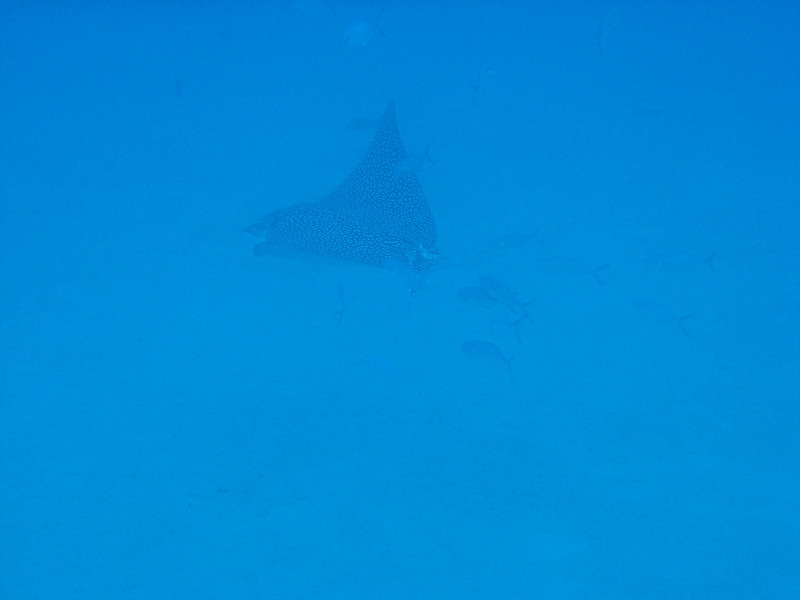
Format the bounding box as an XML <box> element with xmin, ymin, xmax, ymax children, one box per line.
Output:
<box><xmin>291</xmin><ymin>0</ymin><xmax>335</xmax><ymax>19</ymax></box>
<box><xmin>479</xmin><ymin>275</ymin><xmax>534</xmax><ymax>316</ymax></box>
<box><xmin>468</xmin><ymin>63</ymin><xmax>484</xmax><ymax>107</ymax></box>
<box><xmin>644</xmin><ymin>251</ymin><xmax>716</xmax><ymax>273</ymax></box>
<box><xmin>457</xmin><ymin>286</ymin><xmax>498</xmax><ymax>308</ymax></box>
<box><xmin>346</xmin><ymin>117</ymin><xmax>379</xmax><ymax>131</ymax></box>
<box><xmin>491</xmin><ymin>230</ymin><xmax>538</xmax><ymax>250</ymax></box>
<box><xmin>242</xmin><ymin>223</ymin><xmax>266</xmax><ymax>237</ymax></box>
<box><xmin>343</xmin><ymin>21</ymin><xmax>374</xmax><ymax>48</ymax></box>
<box><xmin>596</xmin><ymin>2</ymin><xmax>622</xmax><ymax>58</ymax></box>
<box><xmin>633</xmin><ymin>298</ymin><xmax>694</xmax><ymax>336</ymax></box>
<box><xmin>490</xmin><ymin>311</ymin><xmax>530</xmax><ymax>344</ymax></box>
<box><xmin>384</xmin><ymin>256</ymin><xmax>428</xmax><ymax>294</ymax></box>
<box><xmin>394</xmin><ymin>145</ymin><xmax>434</xmax><ymax>178</ymax></box>
<box><xmin>461</xmin><ymin>340</ymin><xmax>512</xmax><ymax>369</ymax></box>
<box><xmin>536</xmin><ymin>256</ymin><xmax>609</xmax><ymax>285</ymax></box>
<box><xmin>335</xmin><ymin>284</ymin><xmax>345</xmax><ymax>327</ymax></box>
<box><xmin>343</xmin><ymin>6</ymin><xmax>385</xmax><ymax>49</ymax></box>
<box><xmin>631</xmin><ymin>106</ymin><xmax>666</xmax><ymax>118</ymax></box>
<box><xmin>461</xmin><ymin>340</ymin><xmax>515</xmax><ymax>388</ymax></box>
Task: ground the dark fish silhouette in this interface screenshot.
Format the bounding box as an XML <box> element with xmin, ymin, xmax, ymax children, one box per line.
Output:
<box><xmin>633</xmin><ymin>298</ymin><xmax>694</xmax><ymax>336</ymax></box>
<box><xmin>342</xmin><ymin>5</ymin><xmax>386</xmax><ymax>49</ymax></box>
<box><xmin>479</xmin><ymin>275</ymin><xmax>534</xmax><ymax>316</ymax></box>
<box><xmin>468</xmin><ymin>63</ymin><xmax>485</xmax><ymax>107</ymax></box>
<box><xmin>491</xmin><ymin>230</ymin><xmax>537</xmax><ymax>250</ymax></box>
<box><xmin>457</xmin><ymin>286</ymin><xmax>499</xmax><ymax>308</ymax></box>
<box><xmin>461</xmin><ymin>340</ymin><xmax>516</xmax><ymax>389</ymax></box>
<box><xmin>536</xmin><ymin>256</ymin><xmax>610</xmax><ymax>285</ymax></box>
<box><xmin>346</xmin><ymin>117</ymin><xmax>379</xmax><ymax>131</ymax></box>
<box><xmin>644</xmin><ymin>251</ymin><xmax>716</xmax><ymax>273</ymax></box>
<box><xmin>394</xmin><ymin>144</ymin><xmax>434</xmax><ymax>178</ymax></box>
<box><xmin>245</xmin><ymin>102</ymin><xmax>439</xmax><ymax>273</ymax></box>
<box><xmin>596</xmin><ymin>3</ymin><xmax>622</xmax><ymax>59</ymax></box>
<box><xmin>461</xmin><ymin>340</ymin><xmax>511</xmax><ymax>370</ymax></box>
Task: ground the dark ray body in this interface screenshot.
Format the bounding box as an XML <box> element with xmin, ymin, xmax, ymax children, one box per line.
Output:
<box><xmin>245</xmin><ymin>102</ymin><xmax>438</xmax><ymax>272</ymax></box>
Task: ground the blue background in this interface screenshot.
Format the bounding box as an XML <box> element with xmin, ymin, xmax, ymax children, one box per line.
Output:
<box><xmin>1</xmin><ymin>1</ymin><xmax>798</xmax><ymax>597</ymax></box>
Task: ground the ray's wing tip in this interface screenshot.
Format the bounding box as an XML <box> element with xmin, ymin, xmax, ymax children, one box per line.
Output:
<box><xmin>375</xmin><ymin>100</ymin><xmax>399</xmax><ymax>135</ymax></box>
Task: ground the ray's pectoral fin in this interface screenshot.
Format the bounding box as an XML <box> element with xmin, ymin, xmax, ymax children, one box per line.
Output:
<box><xmin>245</xmin><ymin>101</ymin><xmax>438</xmax><ymax>273</ymax></box>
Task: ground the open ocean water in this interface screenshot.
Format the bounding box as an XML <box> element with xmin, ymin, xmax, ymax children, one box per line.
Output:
<box><xmin>1</xmin><ymin>1</ymin><xmax>798</xmax><ymax>598</ymax></box>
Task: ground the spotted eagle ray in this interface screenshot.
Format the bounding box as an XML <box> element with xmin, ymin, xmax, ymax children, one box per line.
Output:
<box><xmin>244</xmin><ymin>102</ymin><xmax>438</xmax><ymax>273</ymax></box>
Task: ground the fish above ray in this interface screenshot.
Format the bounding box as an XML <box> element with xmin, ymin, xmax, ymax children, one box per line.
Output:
<box><xmin>244</xmin><ymin>102</ymin><xmax>439</xmax><ymax>273</ymax></box>
<box><xmin>342</xmin><ymin>5</ymin><xmax>385</xmax><ymax>49</ymax></box>
<box><xmin>394</xmin><ymin>144</ymin><xmax>434</xmax><ymax>178</ymax></box>
<box><xmin>633</xmin><ymin>298</ymin><xmax>695</xmax><ymax>336</ymax></box>
<box><xmin>479</xmin><ymin>275</ymin><xmax>534</xmax><ymax>317</ymax></box>
<box><xmin>596</xmin><ymin>2</ymin><xmax>622</xmax><ymax>58</ymax></box>
<box><xmin>644</xmin><ymin>250</ymin><xmax>716</xmax><ymax>273</ymax></box>
<box><xmin>461</xmin><ymin>340</ymin><xmax>511</xmax><ymax>370</ymax></box>
<box><xmin>461</xmin><ymin>340</ymin><xmax>516</xmax><ymax>389</ymax></box>
<box><xmin>346</xmin><ymin>116</ymin><xmax>379</xmax><ymax>131</ymax></box>
<box><xmin>491</xmin><ymin>229</ymin><xmax>538</xmax><ymax>251</ymax></box>
<box><xmin>536</xmin><ymin>256</ymin><xmax>610</xmax><ymax>285</ymax></box>
<box><xmin>457</xmin><ymin>285</ymin><xmax>499</xmax><ymax>309</ymax></box>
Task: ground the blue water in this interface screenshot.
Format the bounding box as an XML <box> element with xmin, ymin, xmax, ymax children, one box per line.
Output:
<box><xmin>2</xmin><ymin>1</ymin><xmax>798</xmax><ymax>597</ymax></box>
